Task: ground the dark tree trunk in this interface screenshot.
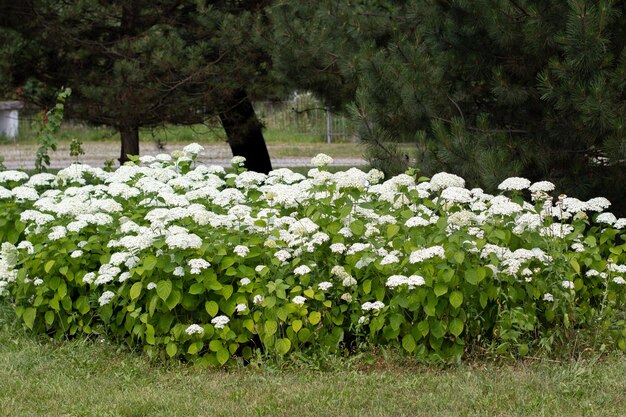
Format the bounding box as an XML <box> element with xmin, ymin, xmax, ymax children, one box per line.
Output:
<box><xmin>219</xmin><ymin>89</ymin><xmax>272</xmax><ymax>174</ymax></box>
<box><xmin>119</xmin><ymin>125</ymin><xmax>139</xmax><ymax>164</ymax></box>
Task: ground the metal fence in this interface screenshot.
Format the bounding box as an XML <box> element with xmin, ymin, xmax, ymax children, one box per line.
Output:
<box><xmin>254</xmin><ymin>92</ymin><xmax>357</xmax><ymax>143</ymax></box>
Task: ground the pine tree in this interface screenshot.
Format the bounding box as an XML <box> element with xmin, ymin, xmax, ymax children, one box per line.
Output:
<box><xmin>354</xmin><ymin>0</ymin><xmax>626</xmax><ymax>209</ymax></box>
<box><xmin>0</xmin><ymin>0</ymin><xmax>275</xmax><ymax>172</ymax></box>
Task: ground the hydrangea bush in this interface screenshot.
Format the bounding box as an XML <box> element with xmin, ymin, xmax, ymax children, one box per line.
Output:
<box><xmin>1</xmin><ymin>144</ymin><xmax>625</xmax><ymax>365</ymax></box>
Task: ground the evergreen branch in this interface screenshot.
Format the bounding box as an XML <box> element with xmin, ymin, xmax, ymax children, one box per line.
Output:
<box><xmin>433</xmin><ymin>117</ymin><xmax>528</xmax><ymax>134</ymax></box>
<box><xmin>508</xmin><ymin>0</ymin><xmax>530</xmax><ymax>17</ymax></box>
<box><xmin>447</xmin><ymin>94</ymin><xmax>465</xmax><ymax>123</ymax></box>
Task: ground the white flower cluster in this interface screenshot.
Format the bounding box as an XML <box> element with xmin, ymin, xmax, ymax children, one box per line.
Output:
<box><xmin>361</xmin><ymin>301</ymin><xmax>385</xmax><ymax>311</ymax></box>
<box><xmin>311</xmin><ymin>153</ymin><xmax>334</xmax><ymax>167</ymax></box>
<box><xmin>185</xmin><ymin>324</ymin><xmax>205</xmax><ymax>335</ymax></box>
<box><xmin>409</xmin><ymin>246</ymin><xmax>445</xmax><ymax>264</ymax></box>
<box><xmin>211</xmin><ymin>315</ymin><xmax>230</xmax><ymax>329</ymax></box>
<box><xmin>385</xmin><ymin>275</ymin><xmax>425</xmax><ymax>289</ymax></box>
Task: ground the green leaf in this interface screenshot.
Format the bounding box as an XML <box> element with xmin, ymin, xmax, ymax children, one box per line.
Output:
<box><xmin>402</xmin><ymin>334</ymin><xmax>417</xmax><ymax>353</ymax></box>
<box><xmin>205</xmin><ymin>301</ymin><xmax>219</xmax><ymax>317</ymax></box>
<box><xmin>453</xmin><ymin>251</ymin><xmax>465</xmax><ymax>264</ymax></box>
<box><xmin>157</xmin><ymin>280</ymin><xmax>172</xmax><ymax>301</ymax></box>
<box><xmin>188</xmin><ymin>341</ymin><xmax>201</xmax><ymax>355</ymax></box>
<box><xmin>570</xmin><ymin>258</ymin><xmax>580</xmax><ymax>274</ymax></box>
<box><xmin>44</xmin><ymin>260</ymin><xmax>55</xmax><ymax>273</ymax></box>
<box><xmin>417</xmin><ymin>320</ymin><xmax>429</xmax><ymax>336</ymax></box>
<box><xmin>165</xmin><ymin>290</ymin><xmax>181</xmax><ymax>310</ymax></box>
<box><xmin>209</xmin><ymin>340</ymin><xmax>222</xmax><ymax>352</ymax></box>
<box><xmin>350</xmin><ymin>220</ymin><xmax>365</xmax><ymax>236</ymax></box>
<box><xmin>387</xmin><ymin>224</ymin><xmax>401</xmax><ymax>239</ymax></box>
<box><xmin>145</xmin><ymin>324</ymin><xmax>155</xmax><ymax>345</ymax></box>
<box><xmin>222</xmin><ymin>285</ymin><xmax>234</xmax><ymax>300</ymax></box>
<box><xmin>449</xmin><ymin>318</ymin><xmax>464</xmax><ymax>337</ymax></box>
<box><xmin>309</xmin><ymin>311</ymin><xmax>321</xmax><ymax>325</ymax></box>
<box><xmin>276</xmin><ymin>338</ymin><xmax>291</xmax><ymax>355</ymax></box>
<box><xmin>189</xmin><ymin>282</ymin><xmax>204</xmax><ymax>295</ymax></box>
<box><xmin>264</xmin><ymin>320</ymin><xmax>278</xmax><ymax>336</ymax></box>
<box><xmin>143</xmin><ymin>255</ymin><xmax>158</xmax><ymax>271</ymax></box>
<box><xmin>449</xmin><ymin>291</ymin><xmax>463</xmax><ymax>308</ymax></box>
<box><xmin>465</xmin><ymin>268</ymin><xmax>485</xmax><ymax>285</ymax></box>
<box><xmin>363</xmin><ymin>280</ymin><xmax>372</xmax><ymax>294</ymax></box>
<box><xmin>44</xmin><ymin>310</ymin><xmax>54</xmax><ymax>326</ymax></box>
<box><xmin>292</xmin><ymin>320</ymin><xmax>302</xmax><ymax>333</ymax></box>
<box><xmin>130</xmin><ymin>282</ymin><xmax>142</xmax><ymax>300</ymax></box>
<box><xmin>166</xmin><ymin>342</ymin><xmax>177</xmax><ymax>357</ymax></box>
<box><xmin>434</xmin><ymin>283</ymin><xmax>448</xmax><ymax>297</ymax></box>
<box><xmin>75</xmin><ymin>296</ymin><xmax>90</xmax><ymax>314</ymax></box>
<box><xmin>23</xmin><ymin>307</ymin><xmax>36</xmax><ymax>330</ymax></box>
<box><xmin>216</xmin><ymin>348</ymin><xmax>230</xmax><ymax>365</ymax></box>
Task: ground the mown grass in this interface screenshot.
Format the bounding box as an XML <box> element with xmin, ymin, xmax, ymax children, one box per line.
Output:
<box><xmin>5</xmin><ymin>121</ymin><xmax>352</xmax><ymax>145</ymax></box>
<box><xmin>1</xmin><ymin>304</ymin><xmax>625</xmax><ymax>417</ymax></box>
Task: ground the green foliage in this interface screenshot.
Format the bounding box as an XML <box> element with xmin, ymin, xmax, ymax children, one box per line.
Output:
<box><xmin>268</xmin><ymin>1</ymin><xmax>626</xmax><ymax>212</ymax></box>
<box><xmin>69</xmin><ymin>138</ymin><xmax>85</xmax><ymax>164</ymax></box>
<box><xmin>34</xmin><ymin>87</ymin><xmax>71</xmax><ymax>172</ymax></box>
<box><xmin>1</xmin><ymin>147</ymin><xmax>626</xmax><ymax>367</ymax></box>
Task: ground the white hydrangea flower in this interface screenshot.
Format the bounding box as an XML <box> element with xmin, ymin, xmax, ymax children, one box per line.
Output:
<box><xmin>440</xmin><ymin>186</ymin><xmax>472</xmax><ymax>204</ymax></box>
<box><xmin>188</xmin><ymin>258</ymin><xmax>211</xmax><ymax>274</ymax></box>
<box><xmin>586</xmin><ymin>197</ymin><xmax>611</xmax><ymax>212</ymax></box>
<box><xmin>70</xmin><ymin>250</ymin><xmax>83</xmax><ymax>258</ymax></box>
<box><xmin>405</xmin><ymin>216</ymin><xmax>430</xmax><ymax>228</ymax></box>
<box><xmin>311</xmin><ymin>153</ymin><xmax>334</xmax><ymax>167</ymax></box>
<box><xmin>562</xmin><ymin>280</ymin><xmax>575</xmax><ymax>290</ymax></box>
<box><xmin>253</xmin><ymin>294</ymin><xmax>264</xmax><ymax>305</ymax></box>
<box><xmin>380</xmin><ymin>254</ymin><xmax>400</xmax><ymax>265</ymax></box>
<box><xmin>294</xmin><ymin>265</ymin><xmax>312</xmax><ymax>276</ymax></box>
<box><xmin>231</xmin><ymin>156</ymin><xmax>246</xmax><ymax>166</ymax></box>
<box><xmin>361</xmin><ymin>301</ymin><xmax>385</xmax><ymax>311</ymax></box>
<box><xmin>183</xmin><ymin>143</ymin><xmax>205</xmax><ymax>156</ymax></box>
<box><xmin>82</xmin><ymin>272</ymin><xmax>96</xmax><ymax>285</ymax></box>
<box><xmin>234</xmin><ymin>245</ymin><xmax>250</xmax><ymax>257</ymax></box>
<box><xmin>274</xmin><ymin>249</ymin><xmax>291</xmax><ymax>262</ymax></box>
<box><xmin>185</xmin><ymin>324</ymin><xmax>205</xmax><ymax>335</ymax></box>
<box><xmin>317</xmin><ymin>281</ymin><xmax>333</xmax><ymax>291</ymax></box>
<box><xmin>98</xmin><ymin>291</ymin><xmax>115</xmax><ymax>306</ymax></box>
<box><xmin>211</xmin><ymin>315</ymin><xmax>230</xmax><ymax>329</ymax></box>
<box><xmin>430</xmin><ymin>172</ymin><xmax>465</xmax><ymax>191</ymax></box>
<box><xmin>543</xmin><ymin>293</ymin><xmax>554</xmax><ymax>302</ymax></box>
<box><xmin>292</xmin><ymin>295</ymin><xmax>306</xmax><ymax>305</ymax></box>
<box><xmin>596</xmin><ymin>212</ymin><xmax>617</xmax><ymax>225</ymax></box>
<box><xmin>235</xmin><ymin>303</ymin><xmax>247</xmax><ymax>313</ymax></box>
<box><xmin>17</xmin><ymin>241</ymin><xmax>34</xmax><ymax>254</ymax></box>
<box><xmin>166</xmin><ymin>233</ymin><xmax>202</xmax><ymax>250</ymax></box>
<box><xmin>340</xmin><ymin>293</ymin><xmax>352</xmax><ymax>302</ymax></box>
<box><xmin>498</xmin><ymin>177</ymin><xmax>531</xmax><ymax>191</ymax></box>
<box><xmin>240</xmin><ymin>278</ymin><xmax>251</xmax><ymax>286</ymax></box>
<box><xmin>613</xmin><ymin>277</ymin><xmax>625</xmax><ymax>285</ymax></box>
<box><xmin>147</xmin><ymin>282</ymin><xmax>157</xmax><ymax>290</ymax></box>
<box><xmin>33</xmin><ymin>278</ymin><xmax>44</xmax><ymax>286</ymax></box>
<box><xmin>119</xmin><ymin>272</ymin><xmax>131</xmax><ymax>283</ymax></box>
<box><xmin>529</xmin><ymin>181</ymin><xmax>555</xmax><ymax>193</ymax></box>
<box><xmin>255</xmin><ymin>265</ymin><xmax>266</xmax><ymax>273</ymax></box>
<box><xmin>173</xmin><ymin>266</ymin><xmax>185</xmax><ymax>277</ymax></box>
<box><xmin>330</xmin><ymin>243</ymin><xmax>346</xmax><ymax>254</ymax></box>
<box><xmin>409</xmin><ymin>246</ymin><xmax>445</xmax><ymax>264</ymax></box>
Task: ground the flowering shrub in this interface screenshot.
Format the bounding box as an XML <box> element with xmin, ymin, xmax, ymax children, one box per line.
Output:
<box><xmin>1</xmin><ymin>145</ymin><xmax>625</xmax><ymax>365</ymax></box>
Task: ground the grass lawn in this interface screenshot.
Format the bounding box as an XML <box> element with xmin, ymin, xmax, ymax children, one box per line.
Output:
<box><xmin>1</xmin><ymin>305</ymin><xmax>625</xmax><ymax>417</ymax></box>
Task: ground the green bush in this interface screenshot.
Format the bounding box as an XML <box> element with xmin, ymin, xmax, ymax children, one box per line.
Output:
<box><xmin>0</xmin><ymin>145</ymin><xmax>625</xmax><ymax>366</ymax></box>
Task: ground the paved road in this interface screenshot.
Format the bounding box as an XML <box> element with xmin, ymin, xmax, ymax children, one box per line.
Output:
<box><xmin>0</xmin><ymin>142</ymin><xmax>367</xmax><ymax>169</ymax></box>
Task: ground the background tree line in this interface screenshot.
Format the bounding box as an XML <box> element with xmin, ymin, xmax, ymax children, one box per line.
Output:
<box><xmin>1</xmin><ymin>0</ymin><xmax>625</xmax><ymax>210</ymax></box>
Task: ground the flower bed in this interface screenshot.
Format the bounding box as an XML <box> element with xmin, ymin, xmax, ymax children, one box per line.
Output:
<box><xmin>0</xmin><ymin>145</ymin><xmax>625</xmax><ymax>365</ymax></box>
